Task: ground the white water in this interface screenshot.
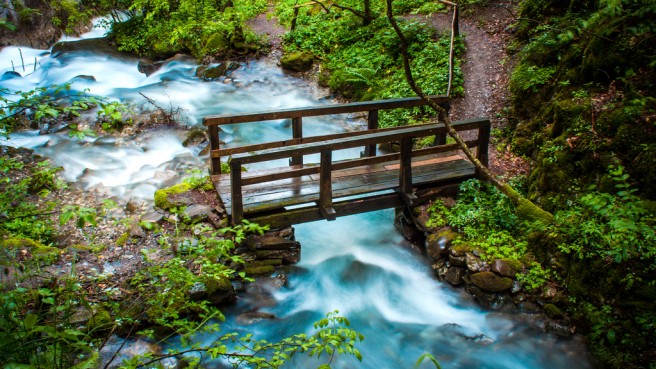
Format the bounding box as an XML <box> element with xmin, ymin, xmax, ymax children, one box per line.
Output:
<box><xmin>1</xmin><ymin>21</ymin><xmax>593</xmax><ymax>368</ymax></box>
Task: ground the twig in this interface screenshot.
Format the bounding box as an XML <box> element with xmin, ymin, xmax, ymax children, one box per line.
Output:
<box><xmin>19</xmin><ymin>48</ymin><xmax>24</xmax><ymax>72</ymax></box>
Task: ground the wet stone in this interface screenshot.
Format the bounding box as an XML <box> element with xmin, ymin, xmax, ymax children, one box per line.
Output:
<box><xmin>466</xmin><ymin>253</ymin><xmax>486</xmax><ymax>272</ymax></box>
<box><xmin>449</xmin><ymin>254</ymin><xmax>467</xmax><ymax>267</ymax></box>
<box><xmin>490</xmin><ymin>259</ymin><xmax>518</xmax><ymax>278</ymax></box>
<box><xmin>141</xmin><ymin>211</ymin><xmax>164</xmax><ymax>223</ymax></box>
<box><xmin>444</xmin><ymin>266</ymin><xmax>465</xmax><ymax>285</ymax></box>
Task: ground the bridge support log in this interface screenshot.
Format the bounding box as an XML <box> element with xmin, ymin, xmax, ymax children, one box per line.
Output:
<box><xmin>230</xmin><ymin>160</ymin><xmax>244</xmax><ymax>225</ymax></box>
<box><xmin>399</xmin><ymin>137</ymin><xmax>417</xmax><ymax>205</ymax></box>
<box><xmin>319</xmin><ymin>150</ymin><xmax>336</xmax><ymax>220</ymax></box>
<box><xmin>290</xmin><ymin>117</ymin><xmax>303</xmax><ymax>166</ymax></box>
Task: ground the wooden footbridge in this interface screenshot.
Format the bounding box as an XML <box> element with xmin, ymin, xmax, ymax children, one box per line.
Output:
<box><xmin>203</xmin><ymin>96</ymin><xmax>490</xmax><ymax>228</ymax></box>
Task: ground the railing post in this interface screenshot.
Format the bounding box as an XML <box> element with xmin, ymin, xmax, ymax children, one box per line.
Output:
<box><xmin>208</xmin><ymin>125</ymin><xmax>221</xmax><ymax>175</ymax></box>
<box><xmin>476</xmin><ymin>121</ymin><xmax>490</xmax><ymax>177</ymax></box>
<box><xmin>319</xmin><ymin>150</ymin><xmax>336</xmax><ymax>220</ymax></box>
<box><xmin>433</xmin><ymin>125</ymin><xmax>448</xmax><ymax>146</ymax></box>
<box><xmin>290</xmin><ymin>117</ymin><xmax>303</xmax><ymax>166</ymax></box>
<box><xmin>453</xmin><ymin>5</ymin><xmax>459</xmax><ymax>37</ymax></box>
<box><xmin>398</xmin><ymin>137</ymin><xmax>416</xmax><ymax>205</ymax></box>
<box><xmin>230</xmin><ymin>159</ymin><xmax>243</xmax><ymax>225</ymax></box>
<box><xmin>362</xmin><ymin>109</ymin><xmax>378</xmax><ymax>157</ymax></box>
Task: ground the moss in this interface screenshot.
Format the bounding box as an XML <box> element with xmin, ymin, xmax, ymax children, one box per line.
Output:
<box><xmin>470</xmin><ymin>271</ymin><xmax>513</xmax><ymax>292</ymax></box>
<box><xmin>243</xmin><ymin>265</ymin><xmax>275</xmax><ymax>276</ymax></box>
<box><xmin>280</xmin><ymin>52</ymin><xmax>314</xmax><ymax>72</ymax></box>
<box><xmin>154</xmin><ymin>183</ymin><xmax>192</xmax><ymax>210</ymax></box>
<box><xmin>450</xmin><ymin>243</ymin><xmax>473</xmax><ymax>254</ymax></box>
<box><xmin>2</xmin><ymin>237</ymin><xmax>60</xmax><ymax>265</ymax></box>
<box><xmin>71</xmin><ymin>352</ymin><xmax>99</xmax><ymax>369</ymax></box>
<box><xmin>503</xmin><ymin>184</ymin><xmax>554</xmax><ymax>223</ymax></box>
<box><xmin>201</xmin><ymin>275</ymin><xmax>232</xmax><ymax>295</ymax></box>
<box><xmin>544</xmin><ymin>303</ymin><xmax>565</xmax><ymax>319</ymax></box>
<box><xmin>87</xmin><ymin>307</ymin><xmax>113</xmax><ymax>333</ymax></box>
<box><xmin>116</xmin><ymin>232</ymin><xmax>130</xmax><ymax>246</ymax></box>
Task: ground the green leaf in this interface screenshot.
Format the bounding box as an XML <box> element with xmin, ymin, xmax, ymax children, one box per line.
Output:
<box><xmin>24</xmin><ymin>313</ymin><xmax>38</xmax><ymax>330</ymax></box>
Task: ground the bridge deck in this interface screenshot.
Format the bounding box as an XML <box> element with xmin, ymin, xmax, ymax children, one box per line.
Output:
<box><xmin>212</xmin><ymin>151</ymin><xmax>475</xmax><ymax>219</ymax></box>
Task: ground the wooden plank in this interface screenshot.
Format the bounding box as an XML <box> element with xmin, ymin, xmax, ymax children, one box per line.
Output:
<box><xmin>229</xmin><ymin>119</ymin><xmax>489</xmax><ymax>165</ymax></box>
<box><xmin>211</xmin><ymin>122</ymin><xmax>440</xmax><ymax>158</ymax></box>
<box><xmin>218</xmin><ymin>159</ymin><xmax>474</xmax><ymax>214</ymax></box>
<box><xmin>203</xmin><ymin>96</ymin><xmax>449</xmax><ymax>126</ymax></box>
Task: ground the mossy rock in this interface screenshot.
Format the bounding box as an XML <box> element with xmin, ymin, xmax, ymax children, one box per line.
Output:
<box><xmin>470</xmin><ymin>271</ymin><xmax>513</xmax><ymax>293</ymax></box>
<box><xmin>154</xmin><ymin>183</ymin><xmax>192</xmax><ymax>211</ymax></box>
<box><xmin>2</xmin><ymin>237</ymin><xmax>60</xmax><ymax>265</ymax></box>
<box><xmin>116</xmin><ymin>232</ymin><xmax>130</xmax><ymax>246</ymax></box>
<box><xmin>243</xmin><ymin>265</ymin><xmax>276</xmax><ymax>276</ymax></box>
<box><xmin>544</xmin><ymin>303</ymin><xmax>565</xmax><ymax>319</ymax></box>
<box><xmin>280</xmin><ymin>52</ymin><xmax>314</xmax><ymax>72</ymax></box>
<box><xmin>87</xmin><ymin>307</ymin><xmax>113</xmax><ymax>333</ymax></box>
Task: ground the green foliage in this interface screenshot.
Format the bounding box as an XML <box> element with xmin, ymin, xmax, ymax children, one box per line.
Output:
<box><xmin>509</xmin><ymin>64</ymin><xmax>556</xmax><ymax>93</ymax></box>
<box><xmin>547</xmin><ymin>166</ymin><xmax>655</xmax><ymax>267</ymax></box>
<box><xmin>277</xmin><ymin>0</ymin><xmax>463</xmax><ymax>127</ymax></box>
<box><xmin>0</xmin><ymin>83</ymin><xmax>132</xmax><ymax>137</ymax></box>
<box><xmin>516</xmin><ymin>261</ymin><xmax>552</xmax><ymax>292</ymax></box>
<box><xmin>121</xmin><ymin>310</ymin><xmax>364</xmax><ymax>369</ymax></box>
<box><xmin>0</xmin><ymin>280</ymin><xmax>100</xmax><ymax>369</ymax></box>
<box><xmin>183</xmin><ymin>169</ymin><xmax>214</xmax><ymax>191</ymax></box>
<box><xmin>107</xmin><ymin>0</ymin><xmax>267</xmax><ymax>59</ymax></box>
<box><xmin>0</xmin><ymin>157</ymin><xmax>59</xmax><ymax>243</ymax></box>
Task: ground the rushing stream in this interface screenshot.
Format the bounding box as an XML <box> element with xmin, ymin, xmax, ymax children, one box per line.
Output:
<box><xmin>0</xmin><ymin>22</ymin><xmax>593</xmax><ymax>369</ymax></box>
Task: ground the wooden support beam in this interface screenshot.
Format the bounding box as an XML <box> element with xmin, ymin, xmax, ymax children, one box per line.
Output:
<box><xmin>476</xmin><ymin>121</ymin><xmax>490</xmax><ymax>177</ymax></box>
<box><xmin>319</xmin><ymin>150</ymin><xmax>336</xmax><ymax>220</ymax></box>
<box><xmin>208</xmin><ymin>125</ymin><xmax>222</xmax><ymax>175</ymax></box>
<box><xmin>290</xmin><ymin>117</ymin><xmax>303</xmax><ymax>166</ymax></box>
<box><xmin>230</xmin><ymin>160</ymin><xmax>244</xmax><ymax>225</ymax></box>
<box><xmin>363</xmin><ymin>109</ymin><xmax>378</xmax><ymax>157</ymax></box>
<box><xmin>399</xmin><ymin>137</ymin><xmax>415</xmax><ymax>205</ymax></box>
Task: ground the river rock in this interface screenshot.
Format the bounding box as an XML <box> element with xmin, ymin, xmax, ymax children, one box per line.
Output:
<box><xmin>71</xmin><ymin>74</ymin><xmax>96</xmax><ymax>82</ymax></box>
<box><xmin>280</xmin><ymin>52</ymin><xmax>314</xmax><ymax>72</ymax></box>
<box><xmin>137</xmin><ymin>59</ymin><xmax>165</xmax><ymax>76</ymax></box>
<box><xmin>196</xmin><ymin>61</ymin><xmax>240</xmax><ymax>81</ymax></box>
<box><xmin>544</xmin><ymin>321</ymin><xmax>575</xmax><ymax>337</ymax></box>
<box><xmin>243</xmin><ymin>235</ymin><xmax>301</xmax><ymax>264</ymax></box>
<box><xmin>466</xmin><ymin>253</ymin><xmax>486</xmax><ymax>272</ymax></box>
<box><xmin>141</xmin><ymin>211</ymin><xmax>164</xmax><ymax>224</ymax></box>
<box><xmin>470</xmin><ymin>271</ymin><xmax>513</xmax><ymax>292</ymax></box>
<box><xmin>444</xmin><ymin>266</ymin><xmax>465</xmax><ymax>285</ymax></box>
<box><xmin>449</xmin><ymin>253</ymin><xmax>467</xmax><ymax>267</ymax></box>
<box><xmin>182</xmin><ymin>204</ymin><xmax>212</xmax><ymax>223</ymax></box>
<box><xmin>189</xmin><ymin>275</ymin><xmax>236</xmax><ymax>305</ymax></box>
<box><xmin>490</xmin><ymin>259</ymin><xmax>519</xmax><ymax>277</ymax></box>
<box><xmin>425</xmin><ymin>233</ymin><xmax>449</xmax><ymax>261</ymax></box>
<box><xmin>236</xmin><ymin>311</ymin><xmax>276</xmax><ymax>325</ymax></box>
<box><xmin>1</xmin><ymin>71</ymin><xmax>21</xmax><ymax>80</ymax></box>
<box><xmin>51</xmin><ymin>38</ymin><xmax>126</xmax><ymax>59</ymax></box>
<box><xmin>182</xmin><ymin>127</ymin><xmax>208</xmax><ymax>147</ymax></box>
<box><xmin>100</xmin><ymin>335</ymin><xmax>175</xmax><ymax>369</ymax></box>
<box><xmin>129</xmin><ymin>222</ymin><xmax>145</xmax><ymax>238</ymax></box>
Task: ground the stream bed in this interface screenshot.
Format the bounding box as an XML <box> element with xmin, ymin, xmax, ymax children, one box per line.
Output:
<box><xmin>0</xmin><ymin>22</ymin><xmax>594</xmax><ymax>369</ymax></box>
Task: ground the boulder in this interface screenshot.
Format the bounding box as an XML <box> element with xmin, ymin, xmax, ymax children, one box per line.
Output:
<box><xmin>544</xmin><ymin>321</ymin><xmax>575</xmax><ymax>337</ymax></box>
<box><xmin>490</xmin><ymin>259</ymin><xmax>520</xmax><ymax>278</ymax></box>
<box><xmin>51</xmin><ymin>38</ymin><xmax>126</xmax><ymax>59</ymax></box>
<box><xmin>444</xmin><ymin>266</ymin><xmax>465</xmax><ymax>285</ymax></box>
<box><xmin>236</xmin><ymin>311</ymin><xmax>276</xmax><ymax>325</ymax></box>
<box><xmin>196</xmin><ymin>61</ymin><xmax>240</xmax><ymax>81</ymax></box>
<box><xmin>182</xmin><ymin>127</ymin><xmax>208</xmax><ymax>147</ymax></box>
<box><xmin>1</xmin><ymin>71</ymin><xmax>21</xmax><ymax>80</ymax></box>
<box><xmin>466</xmin><ymin>253</ymin><xmax>486</xmax><ymax>272</ymax></box>
<box><xmin>280</xmin><ymin>52</ymin><xmax>314</xmax><ymax>72</ymax></box>
<box><xmin>425</xmin><ymin>233</ymin><xmax>449</xmax><ymax>261</ymax></box>
<box><xmin>182</xmin><ymin>204</ymin><xmax>213</xmax><ymax>223</ymax></box>
<box><xmin>137</xmin><ymin>59</ymin><xmax>165</xmax><ymax>76</ymax></box>
<box><xmin>140</xmin><ymin>211</ymin><xmax>164</xmax><ymax>224</ymax></box>
<box><xmin>470</xmin><ymin>271</ymin><xmax>513</xmax><ymax>292</ymax></box>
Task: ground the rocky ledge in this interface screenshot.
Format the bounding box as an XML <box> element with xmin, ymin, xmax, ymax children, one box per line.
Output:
<box><xmin>395</xmin><ymin>202</ymin><xmax>576</xmax><ymax>338</ymax></box>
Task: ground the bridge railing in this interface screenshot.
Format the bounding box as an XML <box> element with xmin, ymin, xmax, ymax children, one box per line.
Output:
<box><xmin>217</xmin><ymin>118</ymin><xmax>490</xmax><ymax>224</ymax></box>
<box><xmin>203</xmin><ymin>95</ymin><xmax>450</xmax><ymax>175</ymax></box>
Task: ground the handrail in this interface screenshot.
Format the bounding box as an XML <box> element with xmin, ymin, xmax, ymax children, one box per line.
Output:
<box><xmin>226</xmin><ymin>118</ymin><xmax>490</xmax><ymax>223</ymax></box>
<box><xmin>204</xmin><ymin>95</ymin><xmax>450</xmax><ymax>175</ymax></box>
